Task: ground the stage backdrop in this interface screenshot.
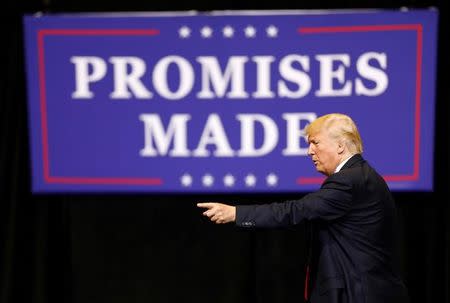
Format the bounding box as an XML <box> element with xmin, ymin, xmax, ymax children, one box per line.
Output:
<box><xmin>23</xmin><ymin>9</ymin><xmax>438</xmax><ymax>193</ymax></box>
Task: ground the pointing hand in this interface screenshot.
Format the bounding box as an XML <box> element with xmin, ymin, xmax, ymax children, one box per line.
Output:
<box><xmin>197</xmin><ymin>202</ymin><xmax>236</xmax><ymax>224</ymax></box>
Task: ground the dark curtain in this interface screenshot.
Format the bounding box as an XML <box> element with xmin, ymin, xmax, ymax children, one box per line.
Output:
<box><xmin>1</xmin><ymin>1</ymin><xmax>449</xmax><ymax>303</ymax></box>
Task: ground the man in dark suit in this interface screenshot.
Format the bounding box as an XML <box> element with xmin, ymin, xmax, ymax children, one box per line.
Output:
<box><xmin>197</xmin><ymin>113</ymin><xmax>409</xmax><ymax>303</ymax></box>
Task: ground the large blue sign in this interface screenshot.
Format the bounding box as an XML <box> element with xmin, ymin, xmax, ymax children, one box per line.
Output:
<box><xmin>23</xmin><ymin>10</ymin><xmax>438</xmax><ymax>192</ymax></box>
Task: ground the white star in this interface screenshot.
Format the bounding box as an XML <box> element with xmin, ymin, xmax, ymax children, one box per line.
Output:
<box><xmin>245</xmin><ymin>174</ymin><xmax>257</xmax><ymax>187</ymax></box>
<box><xmin>266</xmin><ymin>173</ymin><xmax>278</xmax><ymax>187</ymax></box>
<box><xmin>202</xmin><ymin>174</ymin><xmax>214</xmax><ymax>187</ymax></box>
<box><xmin>200</xmin><ymin>26</ymin><xmax>213</xmax><ymax>38</ymax></box>
<box><xmin>266</xmin><ymin>25</ymin><xmax>278</xmax><ymax>38</ymax></box>
<box><xmin>223</xmin><ymin>174</ymin><xmax>235</xmax><ymax>187</ymax></box>
<box><xmin>178</xmin><ymin>26</ymin><xmax>191</xmax><ymax>38</ymax></box>
<box><xmin>180</xmin><ymin>173</ymin><xmax>192</xmax><ymax>187</ymax></box>
<box><xmin>222</xmin><ymin>25</ymin><xmax>234</xmax><ymax>38</ymax></box>
<box><xmin>244</xmin><ymin>26</ymin><xmax>256</xmax><ymax>38</ymax></box>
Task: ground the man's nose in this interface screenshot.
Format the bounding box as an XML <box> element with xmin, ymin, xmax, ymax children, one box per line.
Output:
<box><xmin>307</xmin><ymin>144</ymin><xmax>313</xmax><ymax>156</ymax></box>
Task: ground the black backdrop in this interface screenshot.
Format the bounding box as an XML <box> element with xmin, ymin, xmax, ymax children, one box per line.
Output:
<box><xmin>1</xmin><ymin>1</ymin><xmax>449</xmax><ymax>303</ymax></box>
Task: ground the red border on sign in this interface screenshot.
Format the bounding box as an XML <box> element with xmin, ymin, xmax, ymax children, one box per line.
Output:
<box><xmin>296</xmin><ymin>24</ymin><xmax>423</xmax><ymax>185</ymax></box>
<box><xmin>37</xmin><ymin>29</ymin><xmax>163</xmax><ymax>185</ymax></box>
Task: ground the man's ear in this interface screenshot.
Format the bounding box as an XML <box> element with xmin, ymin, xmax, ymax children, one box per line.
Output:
<box><xmin>337</xmin><ymin>141</ymin><xmax>345</xmax><ymax>154</ymax></box>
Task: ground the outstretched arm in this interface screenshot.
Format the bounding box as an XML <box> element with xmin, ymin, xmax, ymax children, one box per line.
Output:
<box><xmin>198</xmin><ymin>174</ymin><xmax>352</xmax><ymax>227</ymax></box>
<box><xmin>197</xmin><ymin>202</ymin><xmax>236</xmax><ymax>224</ymax></box>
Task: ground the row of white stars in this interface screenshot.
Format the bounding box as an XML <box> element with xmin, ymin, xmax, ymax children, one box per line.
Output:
<box><xmin>178</xmin><ymin>25</ymin><xmax>278</xmax><ymax>39</ymax></box>
<box><xmin>180</xmin><ymin>173</ymin><xmax>278</xmax><ymax>187</ymax></box>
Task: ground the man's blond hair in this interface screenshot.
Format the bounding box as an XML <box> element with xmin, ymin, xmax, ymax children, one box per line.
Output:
<box><xmin>305</xmin><ymin>113</ymin><xmax>363</xmax><ymax>154</ymax></box>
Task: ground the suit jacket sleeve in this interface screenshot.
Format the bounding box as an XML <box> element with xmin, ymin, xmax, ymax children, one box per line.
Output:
<box><xmin>236</xmin><ymin>173</ymin><xmax>353</xmax><ymax>228</ymax></box>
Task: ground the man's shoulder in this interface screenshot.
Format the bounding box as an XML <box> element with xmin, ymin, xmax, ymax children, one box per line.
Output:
<box><xmin>333</xmin><ymin>157</ymin><xmax>390</xmax><ymax>195</ymax></box>
<box><xmin>327</xmin><ymin>158</ymin><xmax>375</xmax><ymax>186</ymax></box>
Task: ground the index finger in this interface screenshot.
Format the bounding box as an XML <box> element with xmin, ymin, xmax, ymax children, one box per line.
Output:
<box><xmin>197</xmin><ymin>202</ymin><xmax>216</xmax><ymax>209</ymax></box>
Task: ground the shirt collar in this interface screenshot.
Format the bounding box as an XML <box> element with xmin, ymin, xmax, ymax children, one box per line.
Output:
<box><xmin>334</xmin><ymin>155</ymin><xmax>354</xmax><ymax>173</ymax></box>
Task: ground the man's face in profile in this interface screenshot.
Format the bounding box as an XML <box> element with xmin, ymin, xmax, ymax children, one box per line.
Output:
<box><xmin>307</xmin><ymin>129</ymin><xmax>341</xmax><ymax>176</ymax></box>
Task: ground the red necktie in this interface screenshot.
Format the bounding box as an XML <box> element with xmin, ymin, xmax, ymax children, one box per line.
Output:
<box><xmin>304</xmin><ymin>264</ymin><xmax>310</xmax><ymax>301</ymax></box>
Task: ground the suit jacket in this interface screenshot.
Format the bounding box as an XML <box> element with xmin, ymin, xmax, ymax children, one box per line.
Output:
<box><xmin>236</xmin><ymin>154</ymin><xmax>409</xmax><ymax>303</ymax></box>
